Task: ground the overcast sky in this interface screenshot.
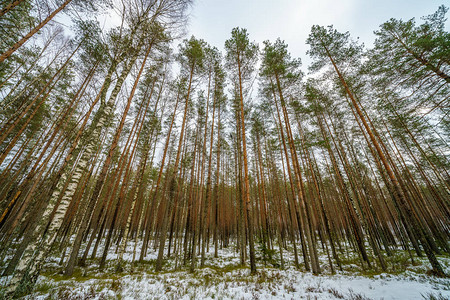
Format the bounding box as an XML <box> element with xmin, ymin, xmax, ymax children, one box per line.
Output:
<box><xmin>186</xmin><ymin>0</ymin><xmax>448</xmax><ymax>69</ymax></box>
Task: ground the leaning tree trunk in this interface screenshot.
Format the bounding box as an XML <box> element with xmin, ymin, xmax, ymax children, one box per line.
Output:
<box><xmin>0</xmin><ymin>0</ymin><xmax>73</xmax><ymax>64</ymax></box>
<box><xmin>4</xmin><ymin>43</ymin><xmax>141</xmax><ymax>298</ymax></box>
<box><xmin>321</xmin><ymin>42</ymin><xmax>445</xmax><ymax>277</ymax></box>
<box><xmin>0</xmin><ymin>0</ymin><xmax>26</xmax><ymax>18</ymax></box>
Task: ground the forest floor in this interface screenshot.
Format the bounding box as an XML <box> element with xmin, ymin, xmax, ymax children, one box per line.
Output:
<box><xmin>2</xmin><ymin>242</ymin><xmax>449</xmax><ymax>299</ymax></box>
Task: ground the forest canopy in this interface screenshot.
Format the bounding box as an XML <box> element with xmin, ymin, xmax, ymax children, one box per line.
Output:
<box><xmin>0</xmin><ymin>1</ymin><xmax>448</xmax><ymax>298</ymax></box>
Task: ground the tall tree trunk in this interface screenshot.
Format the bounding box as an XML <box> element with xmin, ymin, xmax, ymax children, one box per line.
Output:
<box><xmin>155</xmin><ymin>63</ymin><xmax>195</xmax><ymax>271</ymax></box>
<box><xmin>236</xmin><ymin>54</ymin><xmax>256</xmax><ymax>274</ymax></box>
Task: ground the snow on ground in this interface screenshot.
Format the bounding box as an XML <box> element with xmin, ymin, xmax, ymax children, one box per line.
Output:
<box><xmin>22</xmin><ymin>242</ymin><xmax>450</xmax><ymax>300</ymax></box>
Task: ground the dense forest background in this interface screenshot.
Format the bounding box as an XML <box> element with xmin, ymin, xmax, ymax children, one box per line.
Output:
<box><xmin>0</xmin><ymin>1</ymin><xmax>448</xmax><ymax>298</ymax></box>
